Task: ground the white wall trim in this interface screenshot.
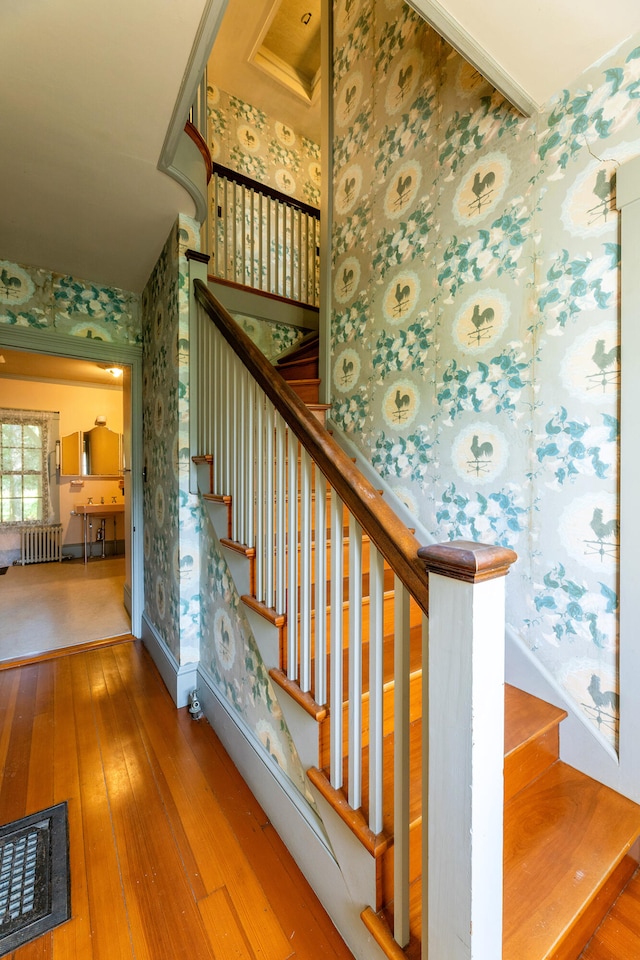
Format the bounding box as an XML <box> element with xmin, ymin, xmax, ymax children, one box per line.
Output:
<box><xmin>195</xmin><ymin>664</ymin><xmax>389</xmax><ymax>960</ymax></box>
<box><xmin>406</xmin><ymin>0</ymin><xmax>537</xmax><ymax>117</ymax></box>
<box><xmin>0</xmin><ymin>325</ymin><xmax>144</xmax><ymax>638</ymax></box>
<box><xmin>613</xmin><ymin>155</ymin><xmax>640</xmax><ymax>803</ymax></box>
<box><xmin>141</xmin><ymin>613</ymin><xmax>199</xmax><ymax>708</ymax></box>
<box><xmin>166</xmin><ymin>131</ymin><xmax>209</xmax><ymax>224</ymax></box>
<box><xmin>159</xmin><ymin>0</ymin><xmax>229</xmax><ymax>171</ymax></box>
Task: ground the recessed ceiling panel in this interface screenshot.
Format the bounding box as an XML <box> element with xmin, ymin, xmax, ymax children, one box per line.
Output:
<box><xmin>252</xmin><ymin>0</ymin><xmax>321</xmax><ymax>102</ymax></box>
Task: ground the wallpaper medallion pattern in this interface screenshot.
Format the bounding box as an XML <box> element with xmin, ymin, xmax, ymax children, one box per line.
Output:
<box><xmin>142</xmin><ymin>218</ymin><xmax>308</xmax><ymax>797</ymax></box>
<box><xmin>330</xmin><ymin>0</ymin><xmax>634</xmax><ymax>748</ymax></box>
<box><xmin>207</xmin><ymin>84</ymin><xmax>321</xmax><ymax>209</ymax></box>
<box><xmin>0</xmin><ymin>259</ymin><xmax>140</xmax><ymax>344</ymax></box>
<box><xmin>142</xmin><ymin>216</ymin><xmax>203</xmax><ymax>662</ymax></box>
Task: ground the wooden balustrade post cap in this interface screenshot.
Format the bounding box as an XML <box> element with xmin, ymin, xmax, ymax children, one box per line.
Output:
<box><xmin>186</xmin><ymin>249</ymin><xmax>211</xmax><ymax>263</ymax></box>
<box><xmin>417</xmin><ymin>540</ymin><xmax>517</xmax><ymax>583</ymax></box>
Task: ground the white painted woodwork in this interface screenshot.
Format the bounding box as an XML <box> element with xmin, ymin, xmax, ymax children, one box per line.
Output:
<box><xmin>348</xmin><ymin>516</ymin><xmax>363</xmax><ymax>811</ymax></box>
<box><xmin>425</xmin><ymin>572</ymin><xmax>505</xmax><ymax>960</ymax></box>
<box><xmin>369</xmin><ymin>547</ymin><xmax>385</xmax><ymax>836</ymax></box>
<box><xmin>288</xmin><ymin>428</ymin><xmax>299</xmax><ymax>680</ymax></box>
<box><xmin>314</xmin><ymin>465</ymin><xmax>328</xmax><ymax>705</ymax></box>
<box><xmin>276</xmin><ymin>418</ymin><xmax>287</xmax><ymax>613</ymax></box>
<box><xmin>300</xmin><ymin>447</ymin><xmax>313</xmax><ymax>692</ymax></box>
<box><xmin>330</xmin><ymin>488</ymin><xmax>345</xmax><ymax>790</ymax></box>
<box><xmin>394</xmin><ymin>577</ymin><xmax>411</xmax><ymax>949</ymax></box>
<box><xmin>264</xmin><ymin>399</ymin><xmax>275</xmax><ymax>606</ymax></box>
<box><xmin>616</xmin><ymin>156</ymin><xmax>640</xmax><ymax>804</ymax></box>
<box><xmin>255</xmin><ymin>392</ymin><xmax>265</xmax><ymax>603</ymax></box>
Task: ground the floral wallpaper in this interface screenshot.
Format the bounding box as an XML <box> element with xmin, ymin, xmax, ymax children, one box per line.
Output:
<box><xmin>141</xmin><ymin>216</ymin><xmax>202</xmax><ymax>663</ymax></box>
<box><xmin>233</xmin><ymin>312</ymin><xmax>305</xmax><ymax>360</ymax></box>
<box><xmin>207</xmin><ymin>84</ymin><xmax>321</xmax><ymax>208</ymax></box>
<box><xmin>142</xmin><ymin>217</ymin><xmax>305</xmax><ymax>794</ymax></box>
<box><xmin>199</xmin><ymin>508</ymin><xmax>310</xmax><ymax>797</ymax></box>
<box><xmin>330</xmin><ymin>0</ymin><xmax>633</xmax><ymax>748</ymax></box>
<box><xmin>0</xmin><ymin>259</ymin><xmax>140</xmax><ymax>344</ymax></box>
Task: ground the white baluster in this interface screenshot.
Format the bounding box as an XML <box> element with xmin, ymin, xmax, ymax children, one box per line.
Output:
<box><xmin>287</xmin><ymin>428</ymin><xmax>298</xmax><ymax>679</ymax></box>
<box><xmin>330</xmin><ymin>489</ymin><xmax>344</xmax><ymax>789</ymax></box>
<box><xmin>368</xmin><ymin>545</ymin><xmax>385</xmax><ymax>836</ymax></box>
<box><xmin>266</xmin><ymin>194</ymin><xmax>272</xmax><ymax>295</ymax></box>
<box><xmin>314</xmin><ymin>465</ymin><xmax>327</xmax><ymax>705</ymax></box>
<box><xmin>348</xmin><ymin>515</ymin><xmax>363</xmax><ymax>811</ymax></box>
<box><xmin>215</xmin><ymin>328</ymin><xmax>223</xmax><ymax>493</ymax></box>
<box><xmin>246</xmin><ymin>376</ymin><xmax>255</xmax><ymax>549</ymax></box>
<box><xmin>394</xmin><ymin>576</ymin><xmax>411</xmax><ymax>949</ymax></box>
<box><xmin>275</xmin><ymin>415</ymin><xmax>287</xmax><ymax>614</ymax></box>
<box><xmin>299</xmin><ymin>447</ymin><xmax>312</xmax><ymax>693</ymax></box>
<box><xmin>224</xmin><ymin>343</ymin><xmax>231</xmax><ymax>496</ymax></box>
<box><xmin>265</xmin><ymin>398</ymin><xmax>275</xmax><ymax>609</ymax></box>
<box><xmin>238</xmin><ymin>365</ymin><xmax>246</xmax><ymax>545</ymax></box>
<box><xmin>231</xmin><ymin>354</ymin><xmax>240</xmax><ymax>541</ymax></box>
<box><xmin>271</xmin><ymin>200</ymin><xmax>282</xmax><ymax>294</ymax></box>
<box><xmin>255</xmin><ymin>391</ymin><xmax>265</xmax><ymax>603</ymax></box>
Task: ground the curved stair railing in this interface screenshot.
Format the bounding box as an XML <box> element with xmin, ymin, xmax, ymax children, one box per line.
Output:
<box><xmin>191</xmin><ymin>273</ymin><xmax>513</xmax><ymax>959</ymax></box>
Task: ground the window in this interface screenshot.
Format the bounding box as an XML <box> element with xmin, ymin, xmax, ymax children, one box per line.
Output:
<box><xmin>0</xmin><ymin>409</ymin><xmax>54</xmax><ymax>526</ymax></box>
<box><xmin>1</xmin><ymin>422</ymin><xmax>44</xmax><ymax>522</ymax></box>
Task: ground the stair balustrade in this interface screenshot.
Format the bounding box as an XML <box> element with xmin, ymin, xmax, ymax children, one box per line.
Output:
<box><xmin>190</xmin><ymin>269</ymin><xmax>516</xmax><ymax>959</ymax></box>
<box><xmin>209</xmin><ymin>162</ymin><xmax>320</xmax><ymax>308</ymax></box>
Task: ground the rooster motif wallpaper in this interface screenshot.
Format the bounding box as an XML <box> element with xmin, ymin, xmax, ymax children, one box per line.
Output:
<box><xmin>207</xmin><ymin>84</ymin><xmax>321</xmax><ymax>209</ymax></box>
<box><xmin>330</xmin><ymin>0</ymin><xmax>634</xmax><ymax>748</ymax></box>
<box><xmin>141</xmin><ymin>217</ymin><xmax>308</xmax><ymax>792</ymax></box>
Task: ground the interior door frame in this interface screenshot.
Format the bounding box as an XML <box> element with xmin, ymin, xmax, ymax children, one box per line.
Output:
<box><xmin>0</xmin><ymin>326</ymin><xmax>144</xmax><ymax>637</ymax></box>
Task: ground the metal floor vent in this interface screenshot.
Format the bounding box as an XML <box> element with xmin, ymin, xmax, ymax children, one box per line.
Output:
<box><xmin>0</xmin><ymin>802</ymin><xmax>70</xmax><ymax>956</ymax></box>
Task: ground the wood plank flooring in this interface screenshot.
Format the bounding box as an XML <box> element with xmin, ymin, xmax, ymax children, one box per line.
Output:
<box><xmin>0</xmin><ymin>640</ymin><xmax>355</xmax><ymax>960</ymax></box>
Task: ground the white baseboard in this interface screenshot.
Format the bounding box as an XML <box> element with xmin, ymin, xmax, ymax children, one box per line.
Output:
<box><xmin>195</xmin><ymin>665</ymin><xmax>388</xmax><ymax>960</ymax></box>
<box><xmin>141</xmin><ymin>613</ymin><xmax>198</xmax><ymax>708</ymax></box>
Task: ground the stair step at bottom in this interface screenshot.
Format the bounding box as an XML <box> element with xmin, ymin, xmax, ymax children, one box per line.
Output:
<box><xmin>504</xmin><ymin>685</ymin><xmax>567</xmax><ymax>802</ymax></box>
<box><xmin>580</xmin><ymin>864</ymin><xmax>640</xmax><ymax>958</ymax></box>
<box><xmin>503</xmin><ymin>761</ymin><xmax>640</xmax><ymax>960</ymax></box>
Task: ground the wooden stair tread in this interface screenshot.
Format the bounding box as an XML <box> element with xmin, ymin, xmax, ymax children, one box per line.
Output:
<box><xmin>275</xmin><ymin>331</ymin><xmax>319</xmax><ymax>365</ymax></box>
<box><xmin>503</xmin><ymin>761</ymin><xmax>640</xmax><ymax>960</ymax></box>
<box><xmin>580</xmin><ymin>866</ymin><xmax>640</xmax><ymax>957</ymax></box>
<box><xmin>504</xmin><ymin>683</ymin><xmax>567</xmax><ymax>757</ymax></box>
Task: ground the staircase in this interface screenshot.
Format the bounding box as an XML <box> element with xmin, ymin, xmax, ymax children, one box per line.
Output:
<box><xmin>190</xmin><ymin>277</ymin><xmax>640</xmax><ymax>960</ymax></box>
<box><xmin>276</xmin><ymin>330</ymin><xmax>321</xmax><ymax>404</ymax></box>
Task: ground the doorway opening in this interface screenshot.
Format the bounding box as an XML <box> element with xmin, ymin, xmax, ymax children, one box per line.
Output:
<box><xmin>0</xmin><ymin>346</ymin><xmax>138</xmax><ymax>661</ymax></box>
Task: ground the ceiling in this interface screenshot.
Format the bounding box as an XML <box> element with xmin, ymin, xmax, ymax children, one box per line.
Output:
<box><xmin>0</xmin><ymin>0</ymin><xmax>212</xmax><ymax>294</ymax></box>
<box><xmin>209</xmin><ymin>0</ymin><xmax>322</xmax><ymax>144</ymax></box>
<box><xmin>0</xmin><ymin>348</ymin><xmax>125</xmax><ymax>388</ymax></box>
<box><xmin>1</xmin><ymin>0</ymin><xmax>639</xmax><ymax>299</ymax></box>
<box><xmin>410</xmin><ymin>0</ymin><xmax>640</xmax><ymax>113</ymax></box>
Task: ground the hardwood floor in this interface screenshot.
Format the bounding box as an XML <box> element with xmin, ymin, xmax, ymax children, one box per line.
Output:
<box><xmin>0</xmin><ymin>640</ymin><xmax>355</xmax><ymax>960</ymax></box>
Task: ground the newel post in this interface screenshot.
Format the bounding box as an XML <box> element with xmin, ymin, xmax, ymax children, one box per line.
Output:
<box><xmin>417</xmin><ymin>540</ymin><xmax>517</xmax><ymax>960</ymax></box>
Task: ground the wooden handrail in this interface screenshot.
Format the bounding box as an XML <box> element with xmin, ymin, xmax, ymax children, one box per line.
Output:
<box><xmin>185</xmin><ymin>120</ymin><xmax>213</xmax><ymax>184</ymax></box>
<box><xmin>194</xmin><ymin>279</ymin><xmax>429</xmax><ymax>616</ymax></box>
<box><xmin>212</xmin><ymin>161</ymin><xmax>320</xmax><ymax>219</ymax></box>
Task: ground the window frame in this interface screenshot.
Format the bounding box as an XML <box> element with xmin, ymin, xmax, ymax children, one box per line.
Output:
<box><xmin>0</xmin><ymin>408</ymin><xmax>53</xmax><ymax>527</ymax></box>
